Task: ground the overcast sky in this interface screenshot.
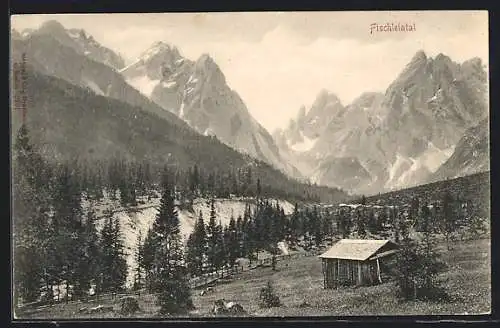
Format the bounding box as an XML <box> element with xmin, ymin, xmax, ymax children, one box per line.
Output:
<box><xmin>11</xmin><ymin>11</ymin><xmax>488</xmax><ymax>132</ymax></box>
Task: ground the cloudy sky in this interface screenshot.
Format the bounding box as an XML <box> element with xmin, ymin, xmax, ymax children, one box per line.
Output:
<box><xmin>11</xmin><ymin>11</ymin><xmax>488</xmax><ymax>132</ymax></box>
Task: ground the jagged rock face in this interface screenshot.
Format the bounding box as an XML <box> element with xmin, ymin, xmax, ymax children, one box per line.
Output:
<box><xmin>26</xmin><ymin>20</ymin><xmax>126</xmax><ymax>70</ymax></box>
<box><xmin>274</xmin><ymin>51</ymin><xmax>488</xmax><ymax>194</ymax></box>
<box><xmin>430</xmin><ymin>119</ymin><xmax>489</xmax><ymax>182</ymax></box>
<box><xmin>121</xmin><ymin>43</ymin><xmax>300</xmax><ymax>178</ymax></box>
<box><xmin>11</xmin><ymin>23</ymin><xmax>187</xmax><ymax>129</ymax></box>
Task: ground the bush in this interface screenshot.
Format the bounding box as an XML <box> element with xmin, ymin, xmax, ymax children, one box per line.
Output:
<box><xmin>120</xmin><ymin>296</ymin><xmax>140</xmax><ymax>316</ymax></box>
<box><xmin>393</xmin><ymin>235</ymin><xmax>448</xmax><ymax>302</ymax></box>
<box><xmin>157</xmin><ymin>271</ymin><xmax>195</xmax><ymax>315</ymax></box>
<box><xmin>258</xmin><ymin>281</ymin><xmax>281</xmax><ymax>308</ymax></box>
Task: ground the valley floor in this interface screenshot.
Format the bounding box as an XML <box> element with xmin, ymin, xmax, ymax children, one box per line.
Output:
<box><xmin>15</xmin><ymin>238</ymin><xmax>490</xmax><ymax>319</ymax></box>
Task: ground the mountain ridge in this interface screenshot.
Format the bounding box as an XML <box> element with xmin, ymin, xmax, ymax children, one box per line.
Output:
<box><xmin>274</xmin><ymin>50</ymin><xmax>488</xmax><ymax>195</ymax></box>
<box><xmin>120</xmin><ymin>40</ymin><xmax>301</xmax><ymax>178</ymax></box>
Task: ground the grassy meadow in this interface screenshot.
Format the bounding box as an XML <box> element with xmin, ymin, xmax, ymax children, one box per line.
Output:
<box><xmin>16</xmin><ymin>237</ymin><xmax>490</xmax><ymax>319</ymax></box>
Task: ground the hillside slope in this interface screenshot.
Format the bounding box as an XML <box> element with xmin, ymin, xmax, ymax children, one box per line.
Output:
<box><xmin>430</xmin><ymin>119</ymin><xmax>489</xmax><ymax>182</ymax></box>
<box><xmin>10</xmin><ymin>67</ymin><xmax>349</xmax><ymax>205</ymax></box>
<box><xmin>120</xmin><ymin>41</ymin><xmax>299</xmax><ymax>177</ymax></box>
<box><xmin>86</xmin><ymin>194</ymin><xmax>294</xmax><ymax>286</ymax></box>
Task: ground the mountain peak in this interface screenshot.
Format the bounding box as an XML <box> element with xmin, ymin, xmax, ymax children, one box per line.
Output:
<box><xmin>38</xmin><ymin>20</ymin><xmax>67</xmax><ymax>35</ymax></box>
<box><xmin>411</xmin><ymin>50</ymin><xmax>427</xmax><ymax>62</ymax></box>
<box><xmin>196</xmin><ymin>53</ymin><xmax>215</xmax><ymax>66</ymax></box>
<box><xmin>317</xmin><ymin>88</ymin><xmax>334</xmax><ymax>97</ymax></box>
<box><xmin>434</xmin><ymin>52</ymin><xmax>451</xmax><ymax>61</ymax></box>
<box><xmin>462</xmin><ymin>57</ymin><xmax>484</xmax><ymax>68</ymax></box>
<box><xmin>139</xmin><ymin>41</ymin><xmax>179</xmax><ymax>62</ymax></box>
<box><xmin>314</xmin><ymin>89</ymin><xmax>341</xmax><ymax>106</ymax></box>
<box><xmin>194</xmin><ymin>53</ymin><xmax>224</xmax><ymax>80</ymax></box>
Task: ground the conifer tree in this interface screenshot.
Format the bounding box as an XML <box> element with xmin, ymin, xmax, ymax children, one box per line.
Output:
<box><xmin>367</xmin><ymin>208</ymin><xmax>379</xmax><ymax>234</ymax></box>
<box><xmin>13</xmin><ymin>125</ymin><xmax>50</xmax><ymax>303</ymax></box>
<box><xmin>288</xmin><ymin>203</ymin><xmax>301</xmax><ymax>244</ymax></box>
<box><xmin>225</xmin><ymin>216</ymin><xmax>239</xmax><ymax>268</ymax></box>
<box><xmin>153</xmin><ymin>171</ymin><xmax>193</xmax><ymax>315</ymax></box>
<box><xmin>186</xmin><ymin>211</ymin><xmax>207</xmax><ymax>276</ymax></box>
<box><xmin>206</xmin><ymin>198</ymin><xmax>224</xmax><ymax>273</ymax></box>
<box><xmin>51</xmin><ymin>163</ymin><xmax>85</xmax><ymax>301</ymax></box>
<box><xmin>440</xmin><ymin>191</ymin><xmax>458</xmax><ymax>250</ymax></box>
<box><xmin>100</xmin><ymin>212</ymin><xmax>127</xmax><ymax>293</ymax></box>
<box><xmin>133</xmin><ymin>232</ymin><xmax>144</xmax><ymax>290</ymax></box>
<box><xmin>418</xmin><ymin>202</ymin><xmax>447</xmax><ymax>299</ymax></box>
<box><xmin>311</xmin><ymin>206</ymin><xmax>323</xmax><ymax>246</ymax></box>
<box><xmin>141</xmin><ymin>227</ymin><xmax>158</xmax><ymax>292</ymax></box>
<box><xmin>73</xmin><ymin>208</ymin><xmax>101</xmax><ymax>298</ymax></box>
<box><xmin>356</xmin><ymin>208</ymin><xmax>366</xmax><ymax>238</ymax></box>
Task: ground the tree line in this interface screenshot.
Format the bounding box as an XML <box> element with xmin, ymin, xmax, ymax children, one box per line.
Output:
<box><xmin>13</xmin><ymin>125</ymin><xmax>129</xmax><ymax>306</ymax></box>
<box><xmin>13</xmin><ymin>125</ymin><xmax>194</xmax><ymax>314</ymax></box>
<box><xmin>13</xmin><ymin>124</ymin><xmax>489</xmax><ymax>311</ymax></box>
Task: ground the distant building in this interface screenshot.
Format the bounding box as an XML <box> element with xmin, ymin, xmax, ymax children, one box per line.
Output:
<box><xmin>318</xmin><ymin>239</ymin><xmax>399</xmax><ymax>288</ymax></box>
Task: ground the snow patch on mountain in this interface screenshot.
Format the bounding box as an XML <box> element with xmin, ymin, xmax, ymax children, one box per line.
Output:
<box><xmin>119</xmin><ymin>58</ymin><xmax>143</xmax><ymax>73</ymax></box>
<box><xmin>83</xmin><ymin>78</ymin><xmax>105</xmax><ymax>96</ymax></box>
<box><xmin>179</xmin><ymin>101</ymin><xmax>186</xmax><ymax>118</ymax></box>
<box><xmin>162</xmin><ymin>80</ymin><xmax>177</xmax><ymax>88</ymax></box>
<box><xmin>385</xmin><ymin>154</ymin><xmax>412</xmax><ymax>189</ymax></box>
<box><xmin>288</xmin><ymin>131</ymin><xmax>318</xmax><ymax>152</ymax></box>
<box><xmin>125</xmin><ymin>75</ymin><xmax>160</xmax><ymax>97</ymax></box>
<box><xmin>421</xmin><ymin>142</ymin><xmax>455</xmax><ymax>172</ymax></box>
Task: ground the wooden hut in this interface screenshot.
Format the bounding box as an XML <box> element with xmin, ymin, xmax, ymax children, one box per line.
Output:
<box><xmin>318</xmin><ymin>239</ymin><xmax>399</xmax><ymax>288</ymax></box>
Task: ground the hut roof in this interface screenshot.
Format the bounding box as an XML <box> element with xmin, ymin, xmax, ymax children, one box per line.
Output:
<box><xmin>318</xmin><ymin>239</ymin><xmax>398</xmax><ymax>261</ymax></box>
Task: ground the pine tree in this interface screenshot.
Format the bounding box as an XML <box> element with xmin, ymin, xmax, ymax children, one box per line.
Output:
<box><xmin>256</xmin><ymin>178</ymin><xmax>262</xmax><ymax>199</ymax></box>
<box><xmin>312</xmin><ymin>206</ymin><xmax>323</xmax><ymax>247</ymax></box>
<box><xmin>206</xmin><ymin>198</ymin><xmax>221</xmax><ymax>273</ymax></box>
<box><xmin>337</xmin><ymin>208</ymin><xmax>351</xmax><ymax>238</ymax></box>
<box><xmin>153</xmin><ymin>172</ymin><xmax>193</xmax><ymax>315</ymax></box>
<box><xmin>356</xmin><ymin>208</ymin><xmax>366</xmax><ymax>238</ymax></box>
<box><xmin>100</xmin><ymin>212</ymin><xmax>127</xmax><ymax>293</ymax></box>
<box><xmin>244</xmin><ymin>210</ymin><xmax>258</xmax><ymax>265</ymax></box>
<box><xmin>215</xmin><ymin>221</ymin><xmax>226</xmax><ymax>272</ymax></box>
<box><xmin>186</xmin><ymin>211</ymin><xmax>207</xmax><ymax>277</ymax></box>
<box><xmin>13</xmin><ymin>125</ymin><xmax>50</xmax><ymax>304</ymax></box>
<box><xmin>367</xmin><ymin>208</ymin><xmax>379</xmax><ymax>234</ymax></box>
<box><xmin>393</xmin><ymin>211</ymin><xmax>447</xmax><ymax>302</ymax></box>
<box><xmin>225</xmin><ymin>216</ymin><xmax>239</xmax><ymax>268</ymax></box>
<box><xmin>133</xmin><ymin>232</ymin><xmax>144</xmax><ymax>290</ymax></box>
<box><xmin>51</xmin><ymin>163</ymin><xmax>86</xmax><ymax>301</ymax></box>
<box><xmin>393</xmin><ymin>235</ymin><xmax>420</xmax><ymax>301</ymax></box>
<box><xmin>465</xmin><ymin>199</ymin><xmax>488</xmax><ymax>240</ymax></box>
<box><xmin>417</xmin><ymin>202</ymin><xmax>447</xmax><ymax>300</ymax></box>
<box><xmin>141</xmin><ymin>227</ymin><xmax>158</xmax><ymax>292</ymax></box>
<box><xmin>440</xmin><ymin>191</ymin><xmax>458</xmax><ymax>250</ymax></box>
<box><xmin>73</xmin><ymin>208</ymin><xmax>101</xmax><ymax>299</ymax></box>
<box><xmin>288</xmin><ymin>203</ymin><xmax>300</xmax><ymax>244</ymax></box>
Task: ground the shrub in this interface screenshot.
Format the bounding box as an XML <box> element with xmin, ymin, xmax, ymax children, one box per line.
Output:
<box><xmin>120</xmin><ymin>296</ymin><xmax>140</xmax><ymax>316</ymax></box>
<box><xmin>393</xmin><ymin>235</ymin><xmax>448</xmax><ymax>302</ymax></box>
<box><xmin>258</xmin><ymin>281</ymin><xmax>281</xmax><ymax>308</ymax></box>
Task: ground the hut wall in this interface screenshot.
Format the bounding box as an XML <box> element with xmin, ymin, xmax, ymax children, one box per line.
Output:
<box><xmin>323</xmin><ymin>258</ymin><xmax>384</xmax><ymax>288</ymax></box>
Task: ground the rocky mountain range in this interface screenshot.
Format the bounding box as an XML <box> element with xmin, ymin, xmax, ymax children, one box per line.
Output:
<box><xmin>10</xmin><ymin>21</ymin><xmax>346</xmax><ymax>203</ymax></box>
<box><xmin>12</xmin><ymin>20</ymin><xmax>299</xmax><ymax>178</ymax></box>
<box><xmin>11</xmin><ymin>21</ymin><xmax>188</xmax><ymax>130</ymax></box>
<box><xmin>119</xmin><ymin>41</ymin><xmax>300</xmax><ymax>178</ymax></box>
<box><xmin>429</xmin><ymin>118</ymin><xmax>489</xmax><ymax>183</ymax></box>
<box><xmin>274</xmin><ymin>51</ymin><xmax>489</xmax><ymax>194</ymax></box>
<box><xmin>11</xmin><ymin>20</ymin><xmax>489</xmax><ymax>196</ymax></box>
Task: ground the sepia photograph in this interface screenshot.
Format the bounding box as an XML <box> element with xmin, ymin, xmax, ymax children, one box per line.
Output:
<box><xmin>10</xmin><ymin>11</ymin><xmax>490</xmax><ymax>319</ymax></box>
